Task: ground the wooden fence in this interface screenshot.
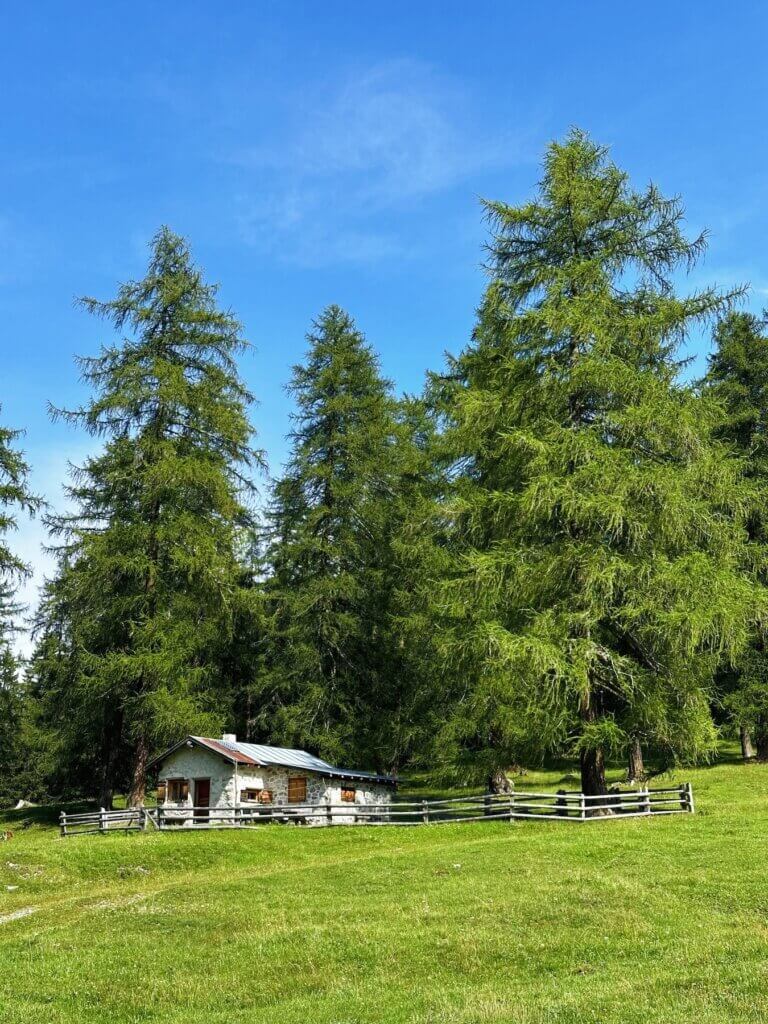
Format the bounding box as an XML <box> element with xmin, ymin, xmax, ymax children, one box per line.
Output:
<box><xmin>59</xmin><ymin>783</ymin><xmax>693</xmax><ymax>836</ymax></box>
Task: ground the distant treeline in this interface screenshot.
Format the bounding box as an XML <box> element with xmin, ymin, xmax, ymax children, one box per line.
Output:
<box><xmin>2</xmin><ymin>129</ymin><xmax>768</xmax><ymax>807</ymax></box>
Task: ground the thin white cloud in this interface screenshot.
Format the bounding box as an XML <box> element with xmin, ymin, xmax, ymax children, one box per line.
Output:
<box><xmin>236</xmin><ymin>190</ymin><xmax>411</xmax><ymax>269</ymax></box>
<box><xmin>231</xmin><ymin>59</ymin><xmax>530</xmax><ymax>267</ymax></box>
<box><xmin>291</xmin><ymin>60</ymin><xmax>513</xmax><ymax>202</ymax></box>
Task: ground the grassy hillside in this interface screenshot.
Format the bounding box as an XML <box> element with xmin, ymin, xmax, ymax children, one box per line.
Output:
<box><xmin>1</xmin><ymin>757</ymin><xmax>767</xmax><ymax>1023</ymax></box>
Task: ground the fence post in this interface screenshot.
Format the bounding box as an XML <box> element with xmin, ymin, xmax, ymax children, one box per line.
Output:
<box><xmin>326</xmin><ymin>799</ymin><xmax>333</xmax><ymax>827</ymax></box>
<box><xmin>555</xmin><ymin>790</ymin><xmax>568</xmax><ymax>818</ymax></box>
<box><xmin>142</xmin><ymin>808</ymin><xmax>148</xmax><ymax>831</ymax></box>
<box><xmin>422</xmin><ymin>799</ymin><xmax>429</xmax><ymax>824</ymax></box>
<box><xmin>509</xmin><ymin>790</ymin><xmax>515</xmax><ymax>822</ymax></box>
<box><xmin>579</xmin><ymin>793</ymin><xmax>586</xmax><ymax>822</ymax></box>
<box><xmin>59</xmin><ymin>811</ymin><xmax>66</xmax><ymax>837</ymax></box>
<box><xmin>99</xmin><ymin>807</ymin><xmax>106</xmax><ymax>834</ymax></box>
<box><xmin>684</xmin><ymin>782</ymin><xmax>694</xmax><ymax>814</ymax></box>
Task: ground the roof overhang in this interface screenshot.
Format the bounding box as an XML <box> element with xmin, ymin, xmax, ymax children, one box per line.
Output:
<box><xmin>147</xmin><ymin>736</ymin><xmax>399</xmax><ymax>785</ymax></box>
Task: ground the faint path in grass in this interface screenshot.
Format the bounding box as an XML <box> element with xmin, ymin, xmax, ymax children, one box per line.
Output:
<box><xmin>2</xmin><ymin>822</ymin><xmax>560</xmax><ymax>929</ymax></box>
<box><xmin>0</xmin><ymin>907</ymin><xmax>38</xmax><ymax>925</ymax></box>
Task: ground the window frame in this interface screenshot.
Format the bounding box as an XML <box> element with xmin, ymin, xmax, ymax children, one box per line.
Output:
<box><xmin>166</xmin><ymin>778</ymin><xmax>189</xmax><ymax>803</ymax></box>
<box><xmin>340</xmin><ymin>787</ymin><xmax>357</xmax><ymax>803</ymax></box>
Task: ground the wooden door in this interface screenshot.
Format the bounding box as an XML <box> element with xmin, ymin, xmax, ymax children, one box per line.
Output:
<box><xmin>194</xmin><ymin>778</ymin><xmax>211</xmax><ymax>821</ymax></box>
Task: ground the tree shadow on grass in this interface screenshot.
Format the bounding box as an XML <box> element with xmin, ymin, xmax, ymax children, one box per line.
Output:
<box><xmin>0</xmin><ymin>800</ymin><xmax>94</xmax><ymax>831</ymax></box>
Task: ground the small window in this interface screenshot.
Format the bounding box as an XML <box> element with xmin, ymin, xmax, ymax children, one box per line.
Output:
<box><xmin>259</xmin><ymin>790</ymin><xmax>273</xmax><ymax>804</ymax></box>
<box><xmin>287</xmin><ymin>777</ymin><xmax>307</xmax><ymax>803</ymax></box>
<box><xmin>341</xmin><ymin>787</ymin><xmax>356</xmax><ymax>803</ymax></box>
<box><xmin>167</xmin><ymin>779</ymin><xmax>189</xmax><ymax>802</ymax></box>
<box><xmin>242</xmin><ymin>788</ymin><xmax>261</xmax><ymax>802</ymax></box>
<box><xmin>156</xmin><ymin>782</ymin><xmax>167</xmax><ymax>804</ymax></box>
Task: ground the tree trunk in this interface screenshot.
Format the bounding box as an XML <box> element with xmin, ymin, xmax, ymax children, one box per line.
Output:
<box><xmin>98</xmin><ymin>773</ymin><xmax>114</xmax><ymax>812</ymax></box>
<box><xmin>755</xmin><ymin>725</ymin><xmax>768</xmax><ymax>763</ymax></box>
<box><xmin>580</xmin><ymin>746</ymin><xmax>607</xmax><ymax>796</ymax></box>
<box><xmin>127</xmin><ymin>733</ymin><xmax>150</xmax><ymax>807</ymax></box>
<box><xmin>740</xmin><ymin>725</ymin><xmax>755</xmax><ymax>761</ymax></box>
<box><xmin>97</xmin><ymin>706</ymin><xmax>123</xmax><ymax>811</ymax></box>
<box><xmin>487</xmin><ymin>768</ymin><xmax>512</xmax><ymax>795</ymax></box>
<box><xmin>627</xmin><ymin>736</ymin><xmax>645</xmax><ymax>782</ymax></box>
<box><xmin>579</xmin><ymin>695</ymin><xmax>607</xmax><ymax>796</ymax></box>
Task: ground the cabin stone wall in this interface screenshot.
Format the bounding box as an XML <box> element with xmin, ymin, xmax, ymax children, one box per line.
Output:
<box><xmin>157</xmin><ymin>745</ymin><xmax>393</xmax><ymax>825</ymax></box>
<box><xmin>158</xmin><ymin>745</ymin><xmax>235</xmax><ymax>818</ymax></box>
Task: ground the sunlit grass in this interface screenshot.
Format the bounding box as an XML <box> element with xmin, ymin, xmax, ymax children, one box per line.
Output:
<box><xmin>1</xmin><ymin>753</ymin><xmax>767</xmax><ymax>1022</ymax></box>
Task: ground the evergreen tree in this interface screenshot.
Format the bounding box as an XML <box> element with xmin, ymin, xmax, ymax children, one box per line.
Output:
<box><xmin>0</xmin><ymin>412</ymin><xmax>39</xmax><ymax>630</ymax></box>
<box><xmin>0</xmin><ymin>411</ymin><xmax>40</xmax><ymax>804</ymax></box>
<box><xmin>216</xmin><ymin>534</ymin><xmax>270</xmax><ymax>744</ymax></box>
<box><xmin>0</xmin><ymin>645</ymin><xmax>26</xmax><ymax>806</ymax></box>
<box><xmin>433</xmin><ymin>131</ymin><xmax>759</xmax><ymax>794</ymax></box>
<box><xmin>44</xmin><ymin>228</ymin><xmax>261</xmax><ymax>805</ymax></box>
<box><xmin>259</xmin><ymin>306</ymin><xmax>402</xmax><ymax>766</ymax></box>
<box><xmin>376</xmin><ymin>395</ymin><xmax>453</xmax><ymax>774</ymax></box>
<box><xmin>26</xmin><ymin>556</ymin><xmax>126</xmax><ymax>804</ymax></box>
<box><xmin>703</xmin><ymin>312</ymin><xmax>768</xmax><ymax>759</ymax></box>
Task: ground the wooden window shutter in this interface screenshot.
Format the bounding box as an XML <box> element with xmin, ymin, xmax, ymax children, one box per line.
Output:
<box><xmin>341</xmin><ymin>787</ymin><xmax>356</xmax><ymax>803</ymax></box>
<box><xmin>181</xmin><ymin>780</ymin><xmax>189</xmax><ymax>801</ymax></box>
<box><xmin>288</xmin><ymin>777</ymin><xmax>307</xmax><ymax>803</ymax></box>
<box><xmin>156</xmin><ymin>782</ymin><xmax>167</xmax><ymax>803</ymax></box>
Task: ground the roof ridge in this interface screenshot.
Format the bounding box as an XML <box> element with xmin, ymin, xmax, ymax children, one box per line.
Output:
<box><xmin>191</xmin><ymin>735</ymin><xmax>396</xmax><ymax>784</ymax></box>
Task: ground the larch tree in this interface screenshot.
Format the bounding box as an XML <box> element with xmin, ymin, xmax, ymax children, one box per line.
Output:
<box><xmin>703</xmin><ymin>311</ymin><xmax>768</xmax><ymax>760</ymax></box>
<box><xmin>367</xmin><ymin>394</ymin><xmax>452</xmax><ymax>774</ymax></box>
<box><xmin>259</xmin><ymin>306</ymin><xmax>402</xmax><ymax>767</ymax></box>
<box><xmin>45</xmin><ymin>228</ymin><xmax>262</xmax><ymax>806</ymax></box>
<box><xmin>26</xmin><ymin>554</ymin><xmax>130</xmax><ymax>805</ymax></box>
<box><xmin>433</xmin><ymin>130</ymin><xmax>761</xmax><ymax>795</ymax></box>
<box><xmin>0</xmin><ymin>411</ymin><xmax>40</xmax><ymax>804</ymax></box>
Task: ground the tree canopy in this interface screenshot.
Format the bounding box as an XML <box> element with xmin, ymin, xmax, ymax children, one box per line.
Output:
<box><xmin>39</xmin><ymin>228</ymin><xmax>262</xmax><ymax>805</ymax></box>
<box><xmin>429</xmin><ymin>130</ymin><xmax>761</xmax><ymax>792</ymax></box>
<box><xmin>703</xmin><ymin>312</ymin><xmax>768</xmax><ymax>758</ymax></box>
<box><xmin>12</xmin><ymin>132</ymin><xmax>768</xmax><ymax>806</ymax></box>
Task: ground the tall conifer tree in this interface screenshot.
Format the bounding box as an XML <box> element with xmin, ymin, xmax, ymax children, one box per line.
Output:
<box><xmin>703</xmin><ymin>312</ymin><xmax>768</xmax><ymax>758</ymax></box>
<box><xmin>259</xmin><ymin>306</ymin><xmax>401</xmax><ymax>765</ymax></box>
<box><xmin>434</xmin><ymin>131</ymin><xmax>760</xmax><ymax>794</ymax></box>
<box><xmin>0</xmin><ymin>412</ymin><xmax>40</xmax><ymax>804</ymax></box>
<box><xmin>0</xmin><ymin>412</ymin><xmax>39</xmax><ymax>629</ymax></box>
<box><xmin>45</xmin><ymin>229</ymin><xmax>261</xmax><ymax>805</ymax></box>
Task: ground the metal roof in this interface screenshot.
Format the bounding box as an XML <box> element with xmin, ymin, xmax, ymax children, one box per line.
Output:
<box><xmin>189</xmin><ymin>736</ymin><xmax>396</xmax><ymax>785</ymax></box>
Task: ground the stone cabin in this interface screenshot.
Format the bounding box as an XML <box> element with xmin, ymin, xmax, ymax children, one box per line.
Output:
<box><xmin>149</xmin><ymin>734</ymin><xmax>396</xmax><ymax>825</ymax></box>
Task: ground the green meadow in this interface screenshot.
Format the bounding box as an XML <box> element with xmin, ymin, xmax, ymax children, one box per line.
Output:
<box><xmin>2</xmin><ymin>755</ymin><xmax>767</xmax><ymax>1023</ymax></box>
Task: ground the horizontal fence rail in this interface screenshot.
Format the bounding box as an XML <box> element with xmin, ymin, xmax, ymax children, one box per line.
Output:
<box><xmin>59</xmin><ymin>783</ymin><xmax>694</xmax><ymax>836</ymax></box>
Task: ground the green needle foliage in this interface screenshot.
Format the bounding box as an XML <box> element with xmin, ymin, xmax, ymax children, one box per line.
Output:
<box><xmin>40</xmin><ymin>228</ymin><xmax>262</xmax><ymax>806</ymax></box>
<box><xmin>703</xmin><ymin>312</ymin><xmax>768</xmax><ymax>757</ymax></box>
<box><xmin>259</xmin><ymin>306</ymin><xmax>405</xmax><ymax>767</ymax></box>
<box><xmin>432</xmin><ymin>130</ymin><xmax>761</xmax><ymax>793</ymax></box>
<box><xmin>0</xmin><ymin>411</ymin><xmax>40</xmax><ymax>804</ymax></box>
<box><xmin>0</xmin><ymin>411</ymin><xmax>40</xmax><ymax>630</ymax></box>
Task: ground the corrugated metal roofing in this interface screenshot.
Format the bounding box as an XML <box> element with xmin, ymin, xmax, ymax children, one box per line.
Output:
<box><xmin>192</xmin><ymin>736</ymin><xmax>396</xmax><ymax>785</ymax></box>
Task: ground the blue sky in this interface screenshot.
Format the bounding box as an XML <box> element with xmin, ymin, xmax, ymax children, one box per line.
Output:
<box><xmin>3</xmin><ymin>1</ymin><xmax>768</xmax><ymax>640</ymax></box>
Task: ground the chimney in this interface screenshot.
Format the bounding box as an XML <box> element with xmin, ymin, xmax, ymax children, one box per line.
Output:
<box><xmin>222</xmin><ymin>733</ymin><xmax>237</xmax><ymax>744</ymax></box>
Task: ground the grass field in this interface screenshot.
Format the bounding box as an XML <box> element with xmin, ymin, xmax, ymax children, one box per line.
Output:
<box><xmin>1</xmin><ymin>755</ymin><xmax>767</xmax><ymax>1023</ymax></box>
